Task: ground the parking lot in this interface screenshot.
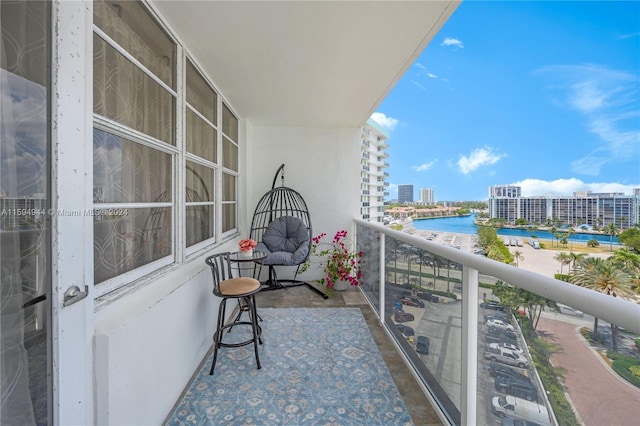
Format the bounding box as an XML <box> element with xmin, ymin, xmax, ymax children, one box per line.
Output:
<box><xmin>391</xmin><ymin>296</ymin><xmax>550</xmax><ymax>425</ymax></box>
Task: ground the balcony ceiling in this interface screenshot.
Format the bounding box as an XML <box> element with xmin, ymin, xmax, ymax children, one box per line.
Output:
<box><xmin>151</xmin><ymin>0</ymin><xmax>459</xmax><ymax>127</ymax></box>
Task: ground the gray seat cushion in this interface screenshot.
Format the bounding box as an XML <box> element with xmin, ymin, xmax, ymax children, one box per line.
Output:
<box><xmin>255</xmin><ymin>216</ymin><xmax>310</xmax><ymax>266</ymax></box>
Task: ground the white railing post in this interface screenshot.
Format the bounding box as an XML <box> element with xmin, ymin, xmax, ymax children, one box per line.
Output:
<box><xmin>461</xmin><ymin>266</ymin><xmax>479</xmax><ymax>426</ymax></box>
<box><xmin>379</xmin><ymin>233</ymin><xmax>386</xmax><ymax>326</ymax></box>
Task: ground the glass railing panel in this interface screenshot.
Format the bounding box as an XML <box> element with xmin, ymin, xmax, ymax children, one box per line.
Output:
<box><xmin>475</xmin><ymin>278</ymin><xmax>600</xmax><ymax>426</ymax></box>
<box><xmin>381</xmin><ymin>234</ymin><xmax>463</xmax><ymax>424</ymax></box>
<box><xmin>356</xmin><ymin>222</ymin><xmax>381</xmax><ymax>313</ymax></box>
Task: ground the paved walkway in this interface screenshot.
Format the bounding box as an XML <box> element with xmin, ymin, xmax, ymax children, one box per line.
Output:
<box><xmin>537</xmin><ymin>317</ymin><xmax>640</xmax><ymax>426</ymax></box>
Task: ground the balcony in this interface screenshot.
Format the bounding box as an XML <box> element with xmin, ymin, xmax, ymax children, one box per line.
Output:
<box><xmin>169</xmin><ymin>220</ymin><xmax>639</xmax><ymax>425</ymax></box>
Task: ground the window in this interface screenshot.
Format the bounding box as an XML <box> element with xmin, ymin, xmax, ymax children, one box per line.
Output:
<box><xmin>185</xmin><ymin>58</ymin><xmax>217</xmax><ymax>248</ymax></box>
<box><xmin>221</xmin><ymin>103</ymin><xmax>238</xmax><ymax>234</ymax></box>
<box><xmin>92</xmin><ymin>0</ymin><xmax>240</xmax><ymax>291</ymax></box>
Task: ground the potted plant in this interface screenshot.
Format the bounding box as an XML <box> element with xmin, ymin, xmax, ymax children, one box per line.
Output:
<box><xmin>238</xmin><ymin>238</ymin><xmax>257</xmax><ymax>258</ymax></box>
<box><xmin>302</xmin><ymin>230</ymin><xmax>363</xmax><ymax>290</ymax></box>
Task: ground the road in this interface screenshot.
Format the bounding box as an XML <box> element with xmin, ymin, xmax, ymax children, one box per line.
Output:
<box><xmin>537</xmin><ymin>315</ymin><xmax>640</xmax><ymax>426</ymax></box>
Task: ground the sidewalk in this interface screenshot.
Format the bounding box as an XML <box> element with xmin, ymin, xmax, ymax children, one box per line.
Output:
<box><xmin>537</xmin><ymin>317</ymin><xmax>640</xmax><ymax>426</ymax></box>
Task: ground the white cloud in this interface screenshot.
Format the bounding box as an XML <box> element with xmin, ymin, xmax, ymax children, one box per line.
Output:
<box><xmin>441</xmin><ymin>37</ymin><xmax>464</xmax><ymax>49</ymax></box>
<box><xmin>534</xmin><ymin>64</ymin><xmax>640</xmax><ymax>175</ymax></box>
<box><xmin>410</xmin><ymin>80</ymin><xmax>426</xmax><ymax>90</ymax></box>
<box><xmin>512</xmin><ymin>178</ymin><xmax>639</xmax><ymax>197</ymax></box>
<box><xmin>426</xmin><ymin>72</ymin><xmax>438</xmax><ymax>79</ymax></box>
<box><xmin>370</xmin><ymin>112</ymin><xmax>399</xmax><ymax>131</ymax></box>
<box><xmin>411</xmin><ymin>160</ymin><xmax>437</xmax><ymax>172</ymax></box>
<box><xmin>457</xmin><ymin>147</ymin><xmax>506</xmax><ymax>175</ymax></box>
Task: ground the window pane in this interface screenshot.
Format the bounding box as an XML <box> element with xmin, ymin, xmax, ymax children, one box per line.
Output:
<box><xmin>94</xmin><ymin>207</ymin><xmax>171</xmax><ymax>283</ymax></box>
<box><xmin>94</xmin><ymin>35</ymin><xmax>175</xmax><ymax>145</ymax></box>
<box><xmin>186</xmin><ymin>109</ymin><xmax>216</xmax><ymax>163</ymax></box>
<box><xmin>93</xmin><ymin>129</ymin><xmax>172</xmax><ymax>203</ymax></box>
<box><xmin>186</xmin><ymin>59</ymin><xmax>216</xmax><ymax>124</ymax></box>
<box><xmin>93</xmin><ymin>0</ymin><xmax>175</xmax><ymax>89</ymax></box>
<box><xmin>186</xmin><ymin>205</ymin><xmax>213</xmax><ymax>247</ymax></box>
<box><xmin>222</xmin><ymin>173</ymin><xmax>235</xmax><ymax>202</ymax></box>
<box><xmin>222</xmin><ymin>136</ymin><xmax>237</xmax><ymax>171</ymax></box>
<box><xmin>222</xmin><ymin>204</ymin><xmax>236</xmax><ymax>233</ymax></box>
<box><xmin>186</xmin><ymin>161</ymin><xmax>214</xmax><ymax>202</ymax></box>
<box><xmin>222</xmin><ymin>103</ymin><xmax>237</xmax><ymax>141</ymax></box>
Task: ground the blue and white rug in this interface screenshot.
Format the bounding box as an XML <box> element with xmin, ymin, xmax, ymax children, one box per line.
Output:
<box><xmin>166</xmin><ymin>308</ymin><xmax>413</xmax><ymax>425</ymax></box>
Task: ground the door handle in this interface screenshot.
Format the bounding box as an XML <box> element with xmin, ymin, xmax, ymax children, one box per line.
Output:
<box><xmin>63</xmin><ymin>285</ymin><xmax>88</xmax><ymax>307</ymax></box>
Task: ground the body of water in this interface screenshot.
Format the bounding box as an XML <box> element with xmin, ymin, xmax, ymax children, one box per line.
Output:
<box><xmin>412</xmin><ymin>214</ymin><xmax>620</xmax><ymax>245</ymax></box>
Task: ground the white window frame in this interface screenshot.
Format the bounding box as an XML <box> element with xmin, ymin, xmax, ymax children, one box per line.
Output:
<box><xmin>92</xmin><ymin>1</ymin><xmax>242</xmax><ymax>297</ymax></box>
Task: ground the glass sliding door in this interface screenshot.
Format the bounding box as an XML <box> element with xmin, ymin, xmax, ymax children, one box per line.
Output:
<box><xmin>1</xmin><ymin>1</ymin><xmax>51</xmax><ymax>425</ymax></box>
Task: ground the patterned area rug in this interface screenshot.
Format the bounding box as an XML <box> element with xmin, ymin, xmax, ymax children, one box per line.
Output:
<box><xmin>166</xmin><ymin>307</ymin><xmax>413</xmax><ymax>426</ymax></box>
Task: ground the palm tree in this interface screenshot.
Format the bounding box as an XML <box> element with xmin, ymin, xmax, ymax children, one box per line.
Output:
<box><xmin>512</xmin><ymin>250</ymin><xmax>524</xmax><ymax>267</ymax></box>
<box><xmin>554</xmin><ymin>252</ymin><xmax>571</xmax><ymax>275</ymax></box>
<box><xmin>567</xmin><ymin>226</ymin><xmax>575</xmax><ymax>250</ymax></box>
<box><xmin>570</xmin><ymin>257</ymin><xmax>635</xmax><ymax>351</ymax></box>
<box><xmin>604</xmin><ymin>223</ymin><xmax>619</xmax><ymax>252</ymax></box>
<box><xmin>609</xmin><ymin>248</ymin><xmax>640</xmax><ymax>272</ymax></box>
<box><xmin>568</xmin><ymin>252</ymin><xmax>587</xmax><ymax>271</ymax></box>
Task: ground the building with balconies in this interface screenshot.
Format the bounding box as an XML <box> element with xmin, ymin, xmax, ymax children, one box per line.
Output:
<box><xmin>361</xmin><ymin>118</ymin><xmax>390</xmax><ymax>223</ymax></box>
<box><xmin>489</xmin><ymin>185</ymin><xmax>639</xmax><ymax>228</ymax></box>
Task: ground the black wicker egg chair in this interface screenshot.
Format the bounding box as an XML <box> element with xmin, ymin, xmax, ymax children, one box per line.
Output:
<box><xmin>250</xmin><ymin>164</ymin><xmax>328</xmax><ymax>299</ymax></box>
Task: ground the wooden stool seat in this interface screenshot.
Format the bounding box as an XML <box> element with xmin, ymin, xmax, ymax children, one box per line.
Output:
<box><xmin>205</xmin><ymin>253</ymin><xmax>262</xmax><ymax>375</ymax></box>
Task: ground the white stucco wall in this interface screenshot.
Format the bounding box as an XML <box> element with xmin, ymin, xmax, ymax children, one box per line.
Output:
<box><xmin>93</xmin><ymin>240</ymin><xmax>237</xmax><ymax>425</ymax></box>
<box><xmin>248</xmin><ymin>126</ymin><xmax>362</xmax><ymax>282</ymax></box>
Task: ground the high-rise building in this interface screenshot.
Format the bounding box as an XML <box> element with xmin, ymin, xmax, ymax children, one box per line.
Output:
<box><xmin>488</xmin><ymin>185</ymin><xmax>640</xmax><ymax>229</ymax></box>
<box><xmin>360</xmin><ymin>119</ymin><xmax>390</xmax><ymax>223</ymax></box>
<box><xmin>419</xmin><ymin>188</ymin><xmax>434</xmax><ymax>205</ymax></box>
<box><xmin>398</xmin><ymin>184</ymin><xmax>414</xmax><ymax>204</ymax></box>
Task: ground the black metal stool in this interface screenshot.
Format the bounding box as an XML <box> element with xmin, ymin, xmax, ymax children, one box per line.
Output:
<box><xmin>205</xmin><ymin>252</ymin><xmax>262</xmax><ymax>375</ymax></box>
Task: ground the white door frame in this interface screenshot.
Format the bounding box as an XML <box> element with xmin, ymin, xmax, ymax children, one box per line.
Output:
<box><xmin>51</xmin><ymin>1</ymin><xmax>94</xmax><ymax>424</ymax></box>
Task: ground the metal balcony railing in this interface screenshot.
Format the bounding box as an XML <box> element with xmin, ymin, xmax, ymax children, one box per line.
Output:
<box><xmin>353</xmin><ymin>219</ymin><xmax>640</xmax><ymax>426</ymax></box>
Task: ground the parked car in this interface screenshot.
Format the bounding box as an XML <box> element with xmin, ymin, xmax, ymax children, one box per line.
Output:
<box><xmin>396</xmin><ymin>324</ymin><xmax>415</xmax><ymax>336</ymax></box>
<box><xmin>484</xmin><ymin>312</ymin><xmax>509</xmax><ymax>322</ymax></box>
<box><xmin>417</xmin><ymin>291</ymin><xmax>440</xmax><ymax>303</ymax></box>
<box><xmin>481</xmin><ymin>300</ymin><xmax>505</xmax><ymax>311</ymax></box>
<box><xmin>401</xmin><ymin>296</ymin><xmax>425</xmax><ymax>308</ymax></box>
<box><xmin>484</xmin><ymin>347</ymin><xmax>529</xmax><ymax>368</ymax></box>
<box><xmin>487</xmin><ymin>326</ymin><xmax>518</xmax><ymax>341</ymax></box>
<box><xmin>416</xmin><ymin>335</ymin><xmax>430</xmax><ymax>355</ymax></box>
<box><xmin>487</xmin><ymin>319</ymin><xmax>515</xmax><ymax>332</ymax></box>
<box><xmin>492</xmin><ymin>342</ymin><xmax>524</xmax><ymax>355</ymax></box>
<box><xmin>488</xmin><ymin>362</ymin><xmax>530</xmax><ymax>382</ymax></box>
<box><xmin>486</xmin><ymin>332</ymin><xmax>518</xmax><ymax>346</ymax></box>
<box><xmin>394</xmin><ymin>310</ymin><xmax>415</xmax><ymax>323</ymax></box>
<box><xmin>490</xmin><ymin>395</ymin><xmax>551</xmax><ymax>425</ymax></box>
<box><xmin>495</xmin><ymin>376</ymin><xmax>538</xmax><ymax>402</ymax></box>
<box><xmin>501</xmin><ymin>418</ymin><xmax>542</xmax><ymax>426</ymax></box>
<box><xmin>556</xmin><ymin>303</ymin><xmax>583</xmax><ymax>317</ymax></box>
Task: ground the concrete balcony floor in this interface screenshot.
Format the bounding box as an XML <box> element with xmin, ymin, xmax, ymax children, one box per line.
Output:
<box><xmin>254</xmin><ymin>284</ymin><xmax>444</xmax><ymax>426</ymax></box>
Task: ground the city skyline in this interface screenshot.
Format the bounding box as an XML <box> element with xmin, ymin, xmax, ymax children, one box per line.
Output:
<box><xmin>372</xmin><ymin>1</ymin><xmax>640</xmax><ymax>202</ymax></box>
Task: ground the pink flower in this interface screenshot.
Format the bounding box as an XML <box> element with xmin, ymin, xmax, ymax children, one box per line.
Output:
<box><xmin>239</xmin><ymin>238</ymin><xmax>257</xmax><ymax>252</ymax></box>
<box><xmin>302</xmin><ymin>230</ymin><xmax>363</xmax><ymax>289</ymax></box>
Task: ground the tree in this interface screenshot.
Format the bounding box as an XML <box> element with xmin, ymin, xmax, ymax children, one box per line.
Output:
<box><xmin>570</xmin><ymin>257</ymin><xmax>635</xmax><ymax>351</ymax></box>
<box><xmin>519</xmin><ymin>289</ymin><xmax>553</xmax><ymax>330</ymax></box>
<box><xmin>567</xmin><ymin>252</ymin><xmax>587</xmax><ymax>271</ymax></box>
<box><xmin>587</xmin><ymin>239</ymin><xmax>600</xmax><ymax>248</ymax></box>
<box><xmin>604</xmin><ymin>223</ymin><xmax>619</xmax><ymax>252</ymax></box>
<box><xmin>512</xmin><ymin>250</ymin><xmax>524</xmax><ymax>267</ymax></box>
<box><xmin>554</xmin><ymin>252</ymin><xmax>571</xmax><ymax>275</ymax></box>
<box><xmin>618</xmin><ymin>228</ymin><xmax>640</xmax><ymax>253</ymax></box>
<box><xmin>609</xmin><ymin>248</ymin><xmax>640</xmax><ymax>277</ymax></box>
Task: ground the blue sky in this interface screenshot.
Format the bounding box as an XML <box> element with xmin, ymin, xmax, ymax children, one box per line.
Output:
<box><xmin>373</xmin><ymin>0</ymin><xmax>640</xmax><ymax>202</ymax></box>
